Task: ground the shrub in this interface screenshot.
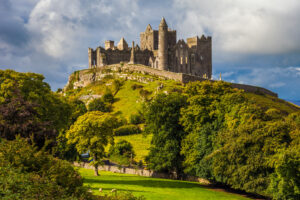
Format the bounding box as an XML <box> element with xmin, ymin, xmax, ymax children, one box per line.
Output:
<box><xmin>129</xmin><ymin>113</ymin><xmax>144</xmax><ymax>125</ymax></box>
<box><xmin>88</xmin><ymin>98</ymin><xmax>111</xmax><ymax>112</ymax></box>
<box><xmin>114</xmin><ymin>125</ymin><xmax>141</xmax><ymax>136</ymax></box>
<box><xmin>131</xmin><ymin>84</ymin><xmax>144</xmax><ymax>90</ymax></box>
<box><xmin>103</xmin><ymin>89</ymin><xmax>114</xmax><ymax>103</ymax></box>
<box><xmin>109</xmin><ymin>140</ymin><xmax>135</xmax><ymax>166</ymax></box>
<box><xmin>0</xmin><ymin>137</ymin><xmax>94</xmax><ymax>200</ymax></box>
<box><xmin>139</xmin><ymin>89</ymin><xmax>152</xmax><ymax>99</ymax></box>
<box><xmin>98</xmin><ymin>192</ymin><xmax>145</xmax><ymax>200</ymax></box>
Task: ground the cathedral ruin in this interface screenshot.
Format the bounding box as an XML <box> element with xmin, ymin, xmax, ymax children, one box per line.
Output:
<box><xmin>88</xmin><ymin>18</ymin><xmax>212</xmax><ymax>79</ymax></box>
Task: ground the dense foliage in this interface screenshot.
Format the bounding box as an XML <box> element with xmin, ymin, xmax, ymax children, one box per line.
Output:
<box><xmin>114</xmin><ymin>125</ymin><xmax>141</xmax><ymax>136</ymax></box>
<box><xmin>0</xmin><ymin>70</ymin><xmax>71</xmax><ymax>147</ymax></box>
<box><xmin>88</xmin><ymin>98</ymin><xmax>112</xmax><ymax>112</ymax></box>
<box><xmin>144</xmin><ymin>81</ymin><xmax>300</xmax><ymax>199</ymax></box>
<box><xmin>145</xmin><ymin>93</ymin><xmax>187</xmax><ymax>174</ymax></box>
<box><xmin>0</xmin><ymin>137</ymin><xmax>93</xmax><ymax>200</ymax></box>
<box><xmin>109</xmin><ymin>140</ymin><xmax>135</xmax><ymax>166</ymax></box>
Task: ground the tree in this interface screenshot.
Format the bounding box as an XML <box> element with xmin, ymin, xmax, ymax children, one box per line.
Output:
<box><xmin>66</xmin><ymin>111</ymin><xmax>119</xmax><ymax>176</ymax></box>
<box><xmin>88</xmin><ymin>98</ymin><xmax>111</xmax><ymax>112</ymax></box>
<box><xmin>103</xmin><ymin>88</ymin><xmax>114</xmax><ymax>103</ymax></box>
<box><xmin>109</xmin><ymin>140</ymin><xmax>135</xmax><ymax>166</ymax></box>
<box><xmin>0</xmin><ymin>70</ymin><xmax>71</xmax><ymax>147</ymax></box>
<box><xmin>144</xmin><ymin>92</ymin><xmax>187</xmax><ymax>175</ymax></box>
<box><xmin>180</xmin><ymin>81</ymin><xmax>239</xmax><ymax>179</ymax></box>
<box><xmin>0</xmin><ymin>137</ymin><xmax>94</xmax><ymax>200</ymax></box>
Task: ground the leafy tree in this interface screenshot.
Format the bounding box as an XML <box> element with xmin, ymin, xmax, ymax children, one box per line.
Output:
<box><xmin>0</xmin><ymin>70</ymin><xmax>71</xmax><ymax>133</ymax></box>
<box><xmin>109</xmin><ymin>140</ymin><xmax>135</xmax><ymax>166</ymax></box>
<box><xmin>88</xmin><ymin>98</ymin><xmax>111</xmax><ymax>112</ymax></box>
<box><xmin>180</xmin><ymin>81</ymin><xmax>239</xmax><ymax>179</ymax></box>
<box><xmin>103</xmin><ymin>89</ymin><xmax>114</xmax><ymax>103</ymax></box>
<box><xmin>0</xmin><ymin>70</ymin><xmax>71</xmax><ymax>147</ymax></box>
<box><xmin>144</xmin><ymin>92</ymin><xmax>187</xmax><ymax>175</ymax></box>
<box><xmin>66</xmin><ymin>111</ymin><xmax>119</xmax><ymax>176</ymax></box>
<box><xmin>54</xmin><ymin>99</ymin><xmax>87</xmax><ymax>161</ymax></box>
<box><xmin>0</xmin><ymin>137</ymin><xmax>93</xmax><ymax>200</ymax></box>
<box><xmin>129</xmin><ymin>112</ymin><xmax>144</xmax><ymax>125</ymax></box>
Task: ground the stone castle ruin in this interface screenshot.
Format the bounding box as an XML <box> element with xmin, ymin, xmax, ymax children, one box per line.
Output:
<box><xmin>88</xmin><ymin>18</ymin><xmax>212</xmax><ymax>79</ymax></box>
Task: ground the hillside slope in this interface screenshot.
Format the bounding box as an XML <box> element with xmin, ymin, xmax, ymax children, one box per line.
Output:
<box><xmin>64</xmin><ymin>65</ymin><xmax>299</xmax><ymax>162</ymax></box>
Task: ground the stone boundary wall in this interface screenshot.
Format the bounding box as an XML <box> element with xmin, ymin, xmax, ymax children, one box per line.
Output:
<box><xmin>74</xmin><ymin>162</ymin><xmax>210</xmax><ymax>184</ymax></box>
<box><xmin>66</xmin><ymin>64</ymin><xmax>277</xmax><ymax>97</ymax></box>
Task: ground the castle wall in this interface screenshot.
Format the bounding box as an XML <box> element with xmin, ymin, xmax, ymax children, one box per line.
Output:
<box><xmin>140</xmin><ymin>30</ymin><xmax>158</xmax><ymax>50</ymax></box>
<box><xmin>135</xmin><ymin>50</ymin><xmax>152</xmax><ymax>66</ymax></box>
<box><xmin>167</xmin><ymin>30</ymin><xmax>176</xmax><ymax>49</ymax></box>
<box><xmin>195</xmin><ymin>36</ymin><xmax>212</xmax><ymax>78</ymax></box>
<box><xmin>104</xmin><ymin>49</ymin><xmax>131</xmax><ymax>65</ymax></box>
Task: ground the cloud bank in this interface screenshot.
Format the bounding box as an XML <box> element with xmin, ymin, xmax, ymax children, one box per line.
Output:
<box><xmin>0</xmin><ymin>0</ymin><xmax>299</xmax><ymax>99</ymax></box>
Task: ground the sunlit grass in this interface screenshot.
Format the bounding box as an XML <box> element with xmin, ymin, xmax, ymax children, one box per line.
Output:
<box><xmin>79</xmin><ymin>168</ymin><xmax>252</xmax><ymax>200</ymax></box>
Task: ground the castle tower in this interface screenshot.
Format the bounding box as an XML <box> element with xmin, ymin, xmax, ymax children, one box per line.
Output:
<box><xmin>88</xmin><ymin>48</ymin><xmax>93</xmax><ymax>68</ymax></box>
<box><xmin>158</xmin><ymin>17</ymin><xmax>168</xmax><ymax>70</ymax></box>
<box><xmin>129</xmin><ymin>41</ymin><xmax>136</xmax><ymax>64</ymax></box>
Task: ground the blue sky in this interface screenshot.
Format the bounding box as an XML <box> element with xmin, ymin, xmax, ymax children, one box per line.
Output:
<box><xmin>0</xmin><ymin>0</ymin><xmax>300</xmax><ymax>100</ymax></box>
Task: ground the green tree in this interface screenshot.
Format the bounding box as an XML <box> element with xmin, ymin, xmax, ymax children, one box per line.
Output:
<box><xmin>180</xmin><ymin>81</ymin><xmax>239</xmax><ymax>179</ymax></box>
<box><xmin>88</xmin><ymin>98</ymin><xmax>111</xmax><ymax>112</ymax></box>
<box><xmin>144</xmin><ymin>92</ymin><xmax>187</xmax><ymax>175</ymax></box>
<box><xmin>103</xmin><ymin>89</ymin><xmax>114</xmax><ymax>103</ymax></box>
<box><xmin>0</xmin><ymin>70</ymin><xmax>71</xmax><ymax>147</ymax></box>
<box><xmin>66</xmin><ymin>111</ymin><xmax>119</xmax><ymax>176</ymax></box>
<box><xmin>0</xmin><ymin>137</ymin><xmax>93</xmax><ymax>200</ymax></box>
<box><xmin>109</xmin><ymin>140</ymin><xmax>135</xmax><ymax>166</ymax></box>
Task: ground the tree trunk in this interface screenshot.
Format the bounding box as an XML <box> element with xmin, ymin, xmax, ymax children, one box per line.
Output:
<box><xmin>94</xmin><ymin>155</ymin><xmax>99</xmax><ymax>176</ymax></box>
<box><xmin>94</xmin><ymin>164</ymin><xmax>99</xmax><ymax>176</ymax></box>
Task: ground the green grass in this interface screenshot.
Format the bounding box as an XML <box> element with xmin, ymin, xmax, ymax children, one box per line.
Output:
<box><xmin>79</xmin><ymin>168</ymin><xmax>251</xmax><ymax>200</ymax></box>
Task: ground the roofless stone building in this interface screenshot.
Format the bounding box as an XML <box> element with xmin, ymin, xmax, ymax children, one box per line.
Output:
<box><xmin>88</xmin><ymin>18</ymin><xmax>212</xmax><ymax>79</ymax></box>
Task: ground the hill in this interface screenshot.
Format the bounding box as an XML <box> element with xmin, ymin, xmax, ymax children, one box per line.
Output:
<box><xmin>64</xmin><ymin>64</ymin><xmax>299</xmax><ymax>163</ymax></box>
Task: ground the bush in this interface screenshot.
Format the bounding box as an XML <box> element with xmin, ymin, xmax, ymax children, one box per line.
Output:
<box><xmin>0</xmin><ymin>137</ymin><xmax>94</xmax><ymax>200</ymax></box>
<box><xmin>98</xmin><ymin>192</ymin><xmax>145</xmax><ymax>200</ymax></box>
<box><xmin>88</xmin><ymin>98</ymin><xmax>111</xmax><ymax>112</ymax></box>
<box><xmin>109</xmin><ymin>140</ymin><xmax>135</xmax><ymax>166</ymax></box>
<box><xmin>139</xmin><ymin>89</ymin><xmax>152</xmax><ymax>100</ymax></box>
<box><xmin>114</xmin><ymin>125</ymin><xmax>141</xmax><ymax>136</ymax></box>
<box><xmin>131</xmin><ymin>84</ymin><xmax>144</xmax><ymax>90</ymax></box>
<box><xmin>103</xmin><ymin>89</ymin><xmax>114</xmax><ymax>103</ymax></box>
<box><xmin>129</xmin><ymin>113</ymin><xmax>144</xmax><ymax>125</ymax></box>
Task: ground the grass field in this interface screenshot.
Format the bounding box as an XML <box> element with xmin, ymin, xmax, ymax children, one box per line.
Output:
<box><xmin>79</xmin><ymin>168</ymin><xmax>252</xmax><ymax>200</ymax></box>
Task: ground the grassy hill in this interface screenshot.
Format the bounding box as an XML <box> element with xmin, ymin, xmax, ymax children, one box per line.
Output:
<box><xmin>65</xmin><ymin>66</ymin><xmax>299</xmax><ymax>163</ymax></box>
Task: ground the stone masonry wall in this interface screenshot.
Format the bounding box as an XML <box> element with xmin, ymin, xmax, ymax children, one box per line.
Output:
<box><xmin>65</xmin><ymin>64</ymin><xmax>277</xmax><ymax>97</ymax></box>
<box><xmin>73</xmin><ymin>162</ymin><xmax>210</xmax><ymax>184</ymax></box>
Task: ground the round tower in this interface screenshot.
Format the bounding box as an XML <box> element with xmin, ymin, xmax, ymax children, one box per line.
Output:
<box><xmin>158</xmin><ymin>17</ymin><xmax>168</xmax><ymax>70</ymax></box>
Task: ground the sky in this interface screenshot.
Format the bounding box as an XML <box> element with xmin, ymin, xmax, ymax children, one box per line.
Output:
<box><xmin>0</xmin><ymin>0</ymin><xmax>300</xmax><ymax>100</ymax></box>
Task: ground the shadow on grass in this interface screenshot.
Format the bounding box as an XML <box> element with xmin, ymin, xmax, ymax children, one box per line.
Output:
<box><xmin>84</xmin><ymin>178</ymin><xmax>202</xmax><ymax>189</ymax></box>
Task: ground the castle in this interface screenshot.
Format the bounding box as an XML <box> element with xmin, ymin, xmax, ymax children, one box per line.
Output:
<box><xmin>88</xmin><ymin>18</ymin><xmax>212</xmax><ymax>79</ymax></box>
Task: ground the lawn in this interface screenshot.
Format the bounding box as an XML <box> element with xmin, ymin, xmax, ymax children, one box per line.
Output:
<box><xmin>79</xmin><ymin>168</ymin><xmax>252</xmax><ymax>200</ymax></box>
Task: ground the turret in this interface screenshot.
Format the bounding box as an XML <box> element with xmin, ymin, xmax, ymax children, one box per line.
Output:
<box><xmin>88</xmin><ymin>48</ymin><xmax>93</xmax><ymax>68</ymax></box>
<box><xmin>129</xmin><ymin>41</ymin><xmax>136</xmax><ymax>64</ymax></box>
<box><xmin>158</xmin><ymin>17</ymin><xmax>168</xmax><ymax>70</ymax></box>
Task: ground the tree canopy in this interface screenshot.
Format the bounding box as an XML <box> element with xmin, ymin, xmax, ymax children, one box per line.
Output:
<box><xmin>66</xmin><ymin>111</ymin><xmax>120</xmax><ymax>176</ymax></box>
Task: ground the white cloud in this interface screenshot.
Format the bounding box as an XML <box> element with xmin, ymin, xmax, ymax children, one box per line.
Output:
<box><xmin>25</xmin><ymin>0</ymin><xmax>140</xmax><ymax>59</ymax></box>
<box><xmin>173</xmin><ymin>0</ymin><xmax>300</xmax><ymax>59</ymax></box>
